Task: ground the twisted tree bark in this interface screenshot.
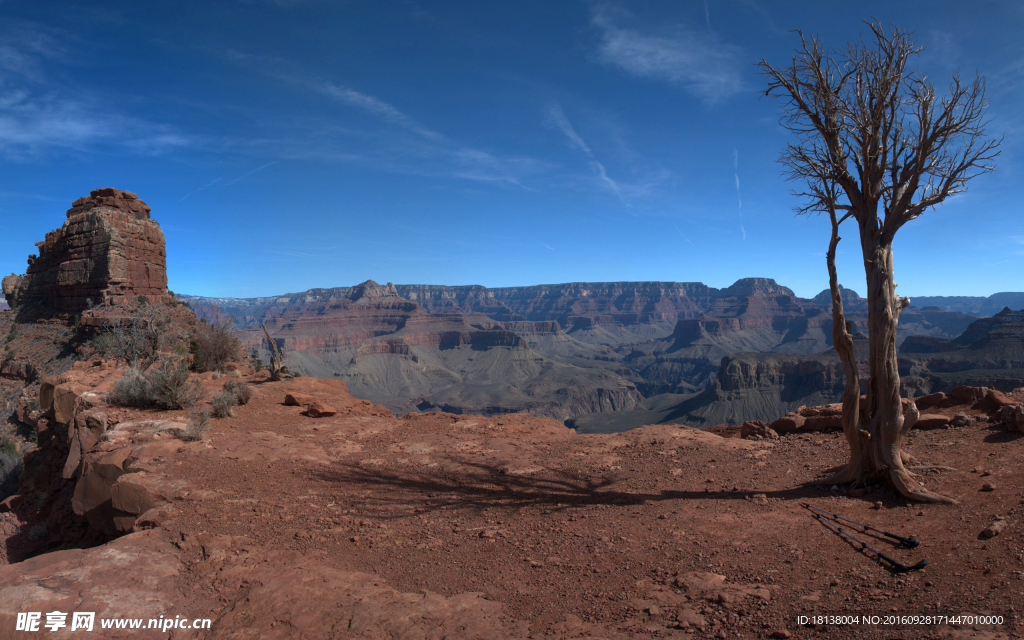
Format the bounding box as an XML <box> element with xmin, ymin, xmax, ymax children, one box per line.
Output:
<box><xmin>261</xmin><ymin>323</ymin><xmax>291</xmax><ymax>382</ymax></box>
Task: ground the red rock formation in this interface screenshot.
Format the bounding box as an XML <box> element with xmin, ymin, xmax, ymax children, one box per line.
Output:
<box><xmin>2</xmin><ymin>188</ymin><xmax>172</xmax><ymax>312</ymax></box>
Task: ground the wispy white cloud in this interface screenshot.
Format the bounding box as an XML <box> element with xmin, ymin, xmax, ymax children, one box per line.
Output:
<box><xmin>591</xmin><ymin>5</ymin><xmax>746</xmax><ymax>103</ymax></box>
<box><xmin>225</xmin><ymin>161</ymin><xmax>278</xmax><ymax>185</ymax></box>
<box><xmin>546</xmin><ymin>103</ymin><xmax>592</xmax><ymax>156</ymax></box>
<box><xmin>546</xmin><ymin>103</ymin><xmax>626</xmax><ymax>204</ymax></box>
<box><xmin>318</xmin><ymin>82</ymin><xmax>445</xmax><ymax>141</ymax></box>
<box><xmin>0</xmin><ymin>21</ymin><xmax>191</xmax><ymax>159</ymax></box>
<box><xmin>733</xmin><ymin>148</ymin><xmax>742</xmax><ymax>217</ymax></box>
<box><xmin>675</xmin><ymin>226</ymin><xmax>695</xmax><ymax>246</ymax></box>
<box><xmin>224</xmin><ymin>49</ymin><xmax>546</xmax><ymax>188</ymax></box>
<box><xmin>542</xmin><ymin>244</ymin><xmax>554</xmax><ymax>250</ymax></box>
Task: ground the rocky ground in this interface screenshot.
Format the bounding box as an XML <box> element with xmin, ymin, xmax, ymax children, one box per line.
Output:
<box><xmin>0</xmin><ymin>365</ymin><xmax>1022</xmax><ymax>639</ymax></box>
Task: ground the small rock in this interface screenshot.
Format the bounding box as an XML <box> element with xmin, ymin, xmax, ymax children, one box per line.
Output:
<box><xmin>951</xmin><ymin>412</ymin><xmax>972</xmax><ymax>427</ymax></box>
<box><xmin>772</xmin><ymin>631</ymin><xmax>792</xmax><ymax>639</ymax></box>
<box><xmin>981</xmin><ymin>520</ymin><xmax>1006</xmax><ymax>539</ymax></box>
<box><xmin>981</xmin><ymin>470</ymin><xmax>992</xmax><ymax>477</ymax></box>
<box><xmin>981</xmin><ymin>483</ymin><xmax>996</xmax><ymax>492</ymax></box>
<box><xmin>645</xmin><ymin>605</ymin><xmax>661</xmax><ymax>616</ymax></box>
<box><xmin>871</xmin><ymin>501</ymin><xmax>883</xmax><ymax>510</ymax></box>
<box><xmin>829</xmin><ymin>578</ymin><xmax>840</xmax><ymax>587</ymax></box>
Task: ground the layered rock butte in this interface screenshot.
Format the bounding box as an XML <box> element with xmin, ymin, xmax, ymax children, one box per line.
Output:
<box><xmin>2</xmin><ymin>188</ymin><xmax>173</xmax><ymax>313</ymax></box>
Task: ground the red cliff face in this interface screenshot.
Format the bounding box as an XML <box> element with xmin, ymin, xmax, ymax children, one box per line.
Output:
<box><xmin>2</xmin><ymin>188</ymin><xmax>172</xmax><ymax>312</ymax></box>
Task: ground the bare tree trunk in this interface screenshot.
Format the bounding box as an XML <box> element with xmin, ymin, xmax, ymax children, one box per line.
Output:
<box><xmin>820</xmin><ymin>214</ymin><xmax>863</xmax><ymax>486</ymax></box>
<box><xmin>860</xmin><ymin>237</ymin><xmax>955</xmax><ymax>504</ymax></box>
<box><xmin>261</xmin><ymin>323</ymin><xmax>291</xmax><ymax>382</ymax></box>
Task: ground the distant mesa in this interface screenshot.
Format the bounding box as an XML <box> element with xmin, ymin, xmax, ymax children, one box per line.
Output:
<box><xmin>2</xmin><ymin>188</ymin><xmax>173</xmax><ymax>313</ymax></box>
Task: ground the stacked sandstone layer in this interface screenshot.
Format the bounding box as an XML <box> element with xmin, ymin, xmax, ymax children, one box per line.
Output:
<box><xmin>2</xmin><ymin>188</ymin><xmax>172</xmax><ymax>312</ymax></box>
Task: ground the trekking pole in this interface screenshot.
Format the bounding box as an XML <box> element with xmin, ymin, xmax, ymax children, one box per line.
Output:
<box><xmin>814</xmin><ymin>515</ymin><xmax>928</xmax><ymax>573</ymax></box>
<box><xmin>804</xmin><ymin>503</ymin><xmax>920</xmax><ymax>548</ymax></box>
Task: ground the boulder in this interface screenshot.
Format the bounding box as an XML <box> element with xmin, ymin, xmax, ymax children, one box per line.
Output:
<box><xmin>999</xmin><ymin>404</ymin><xmax>1024</xmax><ymax>432</ymax></box>
<box><xmin>769</xmin><ymin>413</ymin><xmax>805</xmax><ymax>434</ymax></box>
<box><xmin>915</xmin><ymin>392</ymin><xmax>946</xmax><ymax>410</ymax></box>
<box><xmin>803</xmin><ymin>415</ymin><xmax>842</xmax><ymax>432</ymax></box>
<box><xmin>948</xmin><ymin>385</ymin><xmax>986</xmax><ymax>405</ymax></box>
<box><xmin>740</xmin><ymin>420</ymin><xmax>778</xmax><ymax>440</ymax></box>
<box><xmin>914</xmin><ymin>414</ymin><xmax>950</xmax><ymax>429</ymax></box>
<box><xmin>986</xmin><ymin>389</ymin><xmax>1017</xmax><ymax>408</ymax></box>
<box><xmin>307</xmin><ymin>402</ymin><xmax>337</xmax><ymax>418</ymax></box>
<box><xmin>285</xmin><ymin>392</ymin><xmax>320</xmax><ymax>406</ymax></box>
<box><xmin>52</xmin><ymin>381</ymin><xmax>90</xmax><ymax>426</ymax></box>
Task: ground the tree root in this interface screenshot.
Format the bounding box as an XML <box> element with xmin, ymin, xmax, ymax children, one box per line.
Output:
<box><xmin>817</xmin><ymin>462</ymin><xmax>863</xmax><ymax>486</ymax></box>
<box><xmin>889</xmin><ymin>467</ymin><xmax>958</xmax><ymax>504</ymax></box>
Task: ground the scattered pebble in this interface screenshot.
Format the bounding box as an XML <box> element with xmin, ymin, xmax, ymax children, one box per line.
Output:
<box><xmin>771</xmin><ymin>631</ymin><xmax>792</xmax><ymax>639</ymax></box>
<box><xmin>981</xmin><ymin>483</ymin><xmax>996</xmax><ymax>492</ymax></box>
<box><xmin>872</xmin><ymin>501</ymin><xmax>883</xmax><ymax>510</ymax></box>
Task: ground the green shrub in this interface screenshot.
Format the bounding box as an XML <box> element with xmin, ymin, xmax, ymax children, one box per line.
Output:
<box><xmin>249</xmin><ymin>349</ymin><xmax>265</xmax><ymax>372</ymax></box>
<box><xmin>223</xmin><ymin>380</ymin><xmax>252</xmax><ymax>405</ymax></box>
<box><xmin>211</xmin><ymin>390</ymin><xmax>237</xmax><ymax>418</ymax></box>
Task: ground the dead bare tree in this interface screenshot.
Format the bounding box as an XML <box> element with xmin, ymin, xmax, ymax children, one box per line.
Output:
<box><xmin>760</xmin><ymin>23</ymin><xmax>999</xmax><ymax>503</ymax></box>
<box><xmin>261</xmin><ymin>323</ymin><xmax>291</xmax><ymax>381</ymax></box>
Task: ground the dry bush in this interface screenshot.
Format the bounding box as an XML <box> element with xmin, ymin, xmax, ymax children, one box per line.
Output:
<box><xmin>107</xmin><ymin>366</ymin><xmax>151</xmax><ymax>408</ymax></box>
<box><xmin>191</xmin><ymin>315</ymin><xmax>243</xmax><ymax>373</ymax></box>
<box><xmin>107</xmin><ymin>358</ymin><xmax>203</xmax><ymax>410</ymax></box>
<box><xmin>211</xmin><ymin>390</ymin><xmax>237</xmax><ymax>418</ymax></box>
<box><xmin>223</xmin><ymin>380</ymin><xmax>252</xmax><ymax>405</ymax></box>
<box><xmin>0</xmin><ymin>437</ymin><xmax>23</xmax><ymax>501</ymax></box>
<box><xmin>148</xmin><ymin>357</ymin><xmax>204</xmax><ymax>410</ymax></box>
<box><xmin>101</xmin><ymin>305</ymin><xmax>161</xmax><ymax>367</ymax></box>
<box><xmin>180</xmin><ymin>406</ymin><xmax>211</xmax><ymax>442</ymax></box>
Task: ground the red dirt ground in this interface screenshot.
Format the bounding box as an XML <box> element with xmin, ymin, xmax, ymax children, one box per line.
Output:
<box><xmin>2</xmin><ymin>371</ymin><xmax>1023</xmax><ymax>639</ymax></box>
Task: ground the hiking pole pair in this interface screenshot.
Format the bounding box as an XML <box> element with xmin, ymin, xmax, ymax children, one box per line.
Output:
<box><xmin>804</xmin><ymin>504</ymin><xmax>928</xmax><ymax>573</ymax></box>
<box><xmin>804</xmin><ymin>503</ymin><xmax>920</xmax><ymax>548</ymax></box>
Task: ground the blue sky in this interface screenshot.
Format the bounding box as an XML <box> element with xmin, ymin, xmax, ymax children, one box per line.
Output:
<box><xmin>0</xmin><ymin>0</ymin><xmax>1021</xmax><ymax>299</ymax></box>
